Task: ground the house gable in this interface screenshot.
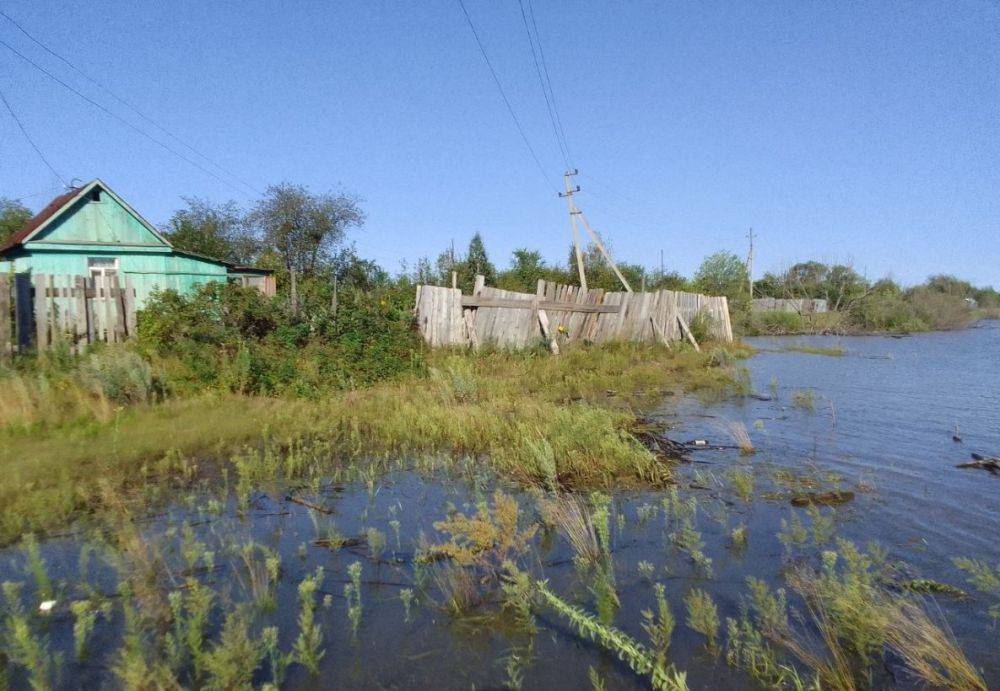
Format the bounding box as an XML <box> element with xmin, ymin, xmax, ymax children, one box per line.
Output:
<box><xmin>22</xmin><ymin>180</ymin><xmax>171</xmax><ymax>250</ymax></box>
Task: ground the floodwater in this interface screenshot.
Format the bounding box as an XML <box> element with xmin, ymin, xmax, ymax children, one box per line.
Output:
<box><xmin>3</xmin><ymin>323</ymin><xmax>998</xmax><ymax>689</ymax></box>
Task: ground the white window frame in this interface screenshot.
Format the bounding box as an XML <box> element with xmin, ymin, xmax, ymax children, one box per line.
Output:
<box><xmin>88</xmin><ymin>257</ymin><xmax>119</xmax><ymax>280</ymax></box>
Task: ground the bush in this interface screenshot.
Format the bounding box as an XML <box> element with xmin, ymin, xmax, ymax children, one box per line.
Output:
<box><xmin>136</xmin><ymin>281</ymin><xmax>425</xmax><ymax>396</ymax></box>
<box><xmin>80</xmin><ymin>347</ymin><xmax>155</xmax><ymax>405</ymax></box>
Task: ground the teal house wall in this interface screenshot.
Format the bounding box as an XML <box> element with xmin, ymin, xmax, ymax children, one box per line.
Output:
<box><xmin>0</xmin><ymin>180</ymin><xmax>264</xmax><ymax>305</ymax></box>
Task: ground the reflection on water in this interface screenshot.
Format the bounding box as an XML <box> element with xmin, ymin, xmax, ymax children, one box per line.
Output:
<box><xmin>1</xmin><ymin>323</ymin><xmax>997</xmax><ymax>689</ymax></box>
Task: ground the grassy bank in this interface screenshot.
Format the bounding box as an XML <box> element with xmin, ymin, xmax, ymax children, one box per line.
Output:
<box><xmin>0</xmin><ymin>342</ymin><xmax>747</xmax><ymax>545</ymax></box>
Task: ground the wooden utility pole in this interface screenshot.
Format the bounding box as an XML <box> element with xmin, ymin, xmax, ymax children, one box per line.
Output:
<box><xmin>560</xmin><ymin>170</ymin><xmax>588</xmax><ymax>291</ymax></box>
<box><xmin>746</xmin><ymin>227</ymin><xmax>755</xmax><ymax>299</ymax></box>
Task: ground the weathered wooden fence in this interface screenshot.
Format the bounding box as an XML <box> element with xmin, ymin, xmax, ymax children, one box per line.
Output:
<box><xmin>1</xmin><ymin>273</ymin><xmax>138</xmax><ymax>357</ymax></box>
<box><xmin>415</xmin><ymin>278</ymin><xmax>732</xmax><ymax>350</ymax></box>
<box><xmin>752</xmin><ymin>297</ymin><xmax>828</xmax><ymax>314</ymax></box>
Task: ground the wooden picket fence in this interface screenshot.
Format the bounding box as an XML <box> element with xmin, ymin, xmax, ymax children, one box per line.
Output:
<box><xmin>415</xmin><ymin>277</ymin><xmax>732</xmax><ymax>350</ymax></box>
<box><xmin>0</xmin><ymin>273</ymin><xmax>138</xmax><ymax>357</ymax></box>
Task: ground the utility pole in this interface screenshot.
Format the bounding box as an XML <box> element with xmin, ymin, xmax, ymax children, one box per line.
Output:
<box><xmin>559</xmin><ymin>170</ymin><xmax>633</xmax><ymax>293</ymax></box>
<box><xmin>660</xmin><ymin>249</ymin><xmax>664</xmax><ymax>277</ymax></box>
<box><xmin>560</xmin><ymin>170</ymin><xmax>587</xmax><ymax>291</ymax></box>
<box><xmin>746</xmin><ymin>227</ymin><xmax>755</xmax><ymax>299</ymax></box>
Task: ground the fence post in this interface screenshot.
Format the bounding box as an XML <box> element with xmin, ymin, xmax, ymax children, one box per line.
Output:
<box><xmin>33</xmin><ymin>273</ymin><xmax>47</xmax><ymax>351</ymax></box>
<box><xmin>0</xmin><ymin>274</ymin><xmax>9</xmax><ymax>360</ymax></box>
<box><xmin>113</xmin><ymin>275</ymin><xmax>127</xmax><ymax>340</ymax></box>
<box><xmin>74</xmin><ymin>275</ymin><xmax>87</xmax><ymax>352</ymax></box>
<box><xmin>123</xmin><ymin>275</ymin><xmax>137</xmax><ymax>337</ymax></box>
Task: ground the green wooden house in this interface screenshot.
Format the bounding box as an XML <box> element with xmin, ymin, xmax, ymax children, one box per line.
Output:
<box><xmin>0</xmin><ymin>179</ymin><xmax>273</xmax><ymax>305</ymax></box>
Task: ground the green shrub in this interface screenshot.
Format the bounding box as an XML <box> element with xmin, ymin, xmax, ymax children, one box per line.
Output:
<box><xmin>136</xmin><ymin>281</ymin><xmax>425</xmax><ymax>396</ymax></box>
<box><xmin>80</xmin><ymin>346</ymin><xmax>154</xmax><ymax>405</ymax></box>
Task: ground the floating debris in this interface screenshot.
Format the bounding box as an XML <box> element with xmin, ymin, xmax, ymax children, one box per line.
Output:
<box><xmin>956</xmin><ymin>453</ymin><xmax>1000</xmax><ymax>475</ymax></box>
<box><xmin>789</xmin><ymin>490</ymin><xmax>855</xmax><ymax>507</ymax></box>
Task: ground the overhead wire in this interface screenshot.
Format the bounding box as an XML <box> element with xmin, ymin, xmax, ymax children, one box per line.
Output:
<box><xmin>455</xmin><ymin>0</ymin><xmax>557</xmax><ymax>194</ymax></box>
<box><xmin>516</xmin><ymin>0</ymin><xmax>570</xmax><ymax>171</ymax></box>
<box><xmin>0</xmin><ymin>82</ymin><xmax>67</xmax><ymax>186</ymax></box>
<box><xmin>524</xmin><ymin>0</ymin><xmax>574</xmax><ymax>170</ymax></box>
<box><xmin>0</xmin><ymin>38</ymin><xmax>253</xmax><ymax>197</ymax></box>
<box><xmin>0</xmin><ymin>9</ymin><xmax>260</xmax><ymax>196</ymax></box>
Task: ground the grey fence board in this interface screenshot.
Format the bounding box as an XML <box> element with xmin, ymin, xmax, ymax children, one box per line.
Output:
<box><xmin>1</xmin><ymin>273</ymin><xmax>138</xmax><ymax>354</ymax></box>
<box><xmin>416</xmin><ymin>278</ymin><xmax>733</xmax><ymax>349</ymax></box>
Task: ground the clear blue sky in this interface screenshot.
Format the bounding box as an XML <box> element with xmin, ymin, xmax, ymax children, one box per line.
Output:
<box><xmin>1</xmin><ymin>1</ymin><xmax>998</xmax><ymax>286</ymax></box>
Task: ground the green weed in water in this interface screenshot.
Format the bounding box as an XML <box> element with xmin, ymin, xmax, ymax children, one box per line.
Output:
<box><xmin>727</xmin><ymin>467</ymin><xmax>755</xmax><ymax>503</ymax></box>
<box><xmin>2</xmin><ymin>580</ymin><xmax>58</xmax><ymax>690</ymax></box>
<box><xmin>791</xmin><ymin>389</ymin><xmax>816</xmax><ymax>412</ymax></box>
<box><xmin>346</xmin><ymin>561</ymin><xmax>363</xmax><ymax>638</ymax></box>
<box><xmin>22</xmin><ymin>534</ymin><xmax>53</xmax><ymax>602</ymax></box>
<box><xmin>400</xmin><ymin>588</ymin><xmax>415</xmax><ymax>622</ymax></box>
<box><xmin>536</xmin><ymin>580</ymin><xmax>688</xmax><ymax>691</ymax></box>
<box><xmin>293</xmin><ymin>567</ymin><xmax>325</xmax><ymax>675</ymax></box>
<box><xmin>684</xmin><ymin>588</ymin><xmax>719</xmax><ymax>650</ymax></box>
<box><xmin>642</xmin><ymin>582</ymin><xmax>675</xmax><ymax>668</ymax></box>
<box><xmin>70</xmin><ymin>600</ymin><xmax>98</xmax><ymax>661</ymax></box>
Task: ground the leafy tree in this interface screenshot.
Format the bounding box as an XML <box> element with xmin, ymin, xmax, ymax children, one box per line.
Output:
<box><xmin>496</xmin><ymin>248</ymin><xmax>550</xmax><ymax>292</ymax></box>
<box><xmin>460</xmin><ymin>233</ymin><xmax>496</xmax><ymax>290</ymax></box>
<box><xmin>247</xmin><ymin>183</ymin><xmax>364</xmax><ymax>276</ymax></box>
<box><xmin>164</xmin><ymin>197</ymin><xmax>248</xmax><ymax>263</ymax></box>
<box><xmin>648</xmin><ymin>270</ymin><xmax>689</xmax><ymax>291</ymax></box>
<box><xmin>783</xmin><ymin>261</ymin><xmax>829</xmax><ymax>298</ymax></box>
<box><xmin>693</xmin><ymin>251</ymin><xmax>748</xmax><ymax>301</ymax></box>
<box><xmin>0</xmin><ymin>198</ymin><xmax>32</xmax><ymax>245</ymax></box>
<box><xmin>824</xmin><ymin>264</ymin><xmax>867</xmax><ymax>310</ymax></box>
<box><xmin>924</xmin><ymin>274</ymin><xmax>974</xmax><ymax>297</ymax></box>
<box><xmin>754</xmin><ymin>271</ymin><xmax>784</xmax><ymax>298</ymax></box>
<box><xmin>413</xmin><ymin>256</ymin><xmax>436</xmax><ymax>285</ymax></box>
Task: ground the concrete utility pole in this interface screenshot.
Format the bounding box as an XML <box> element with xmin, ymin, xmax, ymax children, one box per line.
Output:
<box><xmin>746</xmin><ymin>227</ymin><xmax>755</xmax><ymax>299</ymax></box>
<box><xmin>559</xmin><ymin>170</ymin><xmax>633</xmax><ymax>293</ymax></box>
<box><xmin>560</xmin><ymin>170</ymin><xmax>588</xmax><ymax>291</ymax></box>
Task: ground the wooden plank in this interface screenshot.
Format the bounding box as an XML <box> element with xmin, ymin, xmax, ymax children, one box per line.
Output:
<box><xmin>460</xmin><ymin>296</ymin><xmax>620</xmax><ymax>313</ymax></box>
<box><xmin>650</xmin><ymin>314</ymin><xmax>670</xmax><ymax>347</ymax></box>
<box><xmin>74</xmin><ymin>275</ymin><xmax>87</xmax><ymax>351</ymax></box>
<box><xmin>48</xmin><ymin>274</ymin><xmax>60</xmax><ymax>348</ymax></box>
<box><xmin>474</xmin><ymin>274</ymin><xmax>486</xmax><ymax>295</ymax></box>
<box><xmin>537</xmin><ymin>309</ymin><xmax>559</xmax><ymax>354</ymax></box>
<box><xmin>103</xmin><ymin>275</ymin><xmax>115</xmax><ymax>343</ymax></box>
<box><xmin>33</xmin><ymin>273</ymin><xmax>47</xmax><ymax>350</ymax></box>
<box><xmin>85</xmin><ymin>277</ymin><xmax>97</xmax><ymax>344</ymax></box>
<box><xmin>464</xmin><ymin>309</ymin><xmax>479</xmax><ymax>350</ymax></box>
<box><xmin>0</xmin><ymin>274</ymin><xmax>9</xmax><ymax>359</ymax></box>
<box><xmin>123</xmin><ymin>275</ymin><xmax>137</xmax><ymax>337</ymax></box>
<box><xmin>676</xmin><ymin>312</ymin><xmax>701</xmax><ymax>352</ymax></box>
<box><xmin>113</xmin><ymin>275</ymin><xmax>127</xmax><ymax>341</ymax></box>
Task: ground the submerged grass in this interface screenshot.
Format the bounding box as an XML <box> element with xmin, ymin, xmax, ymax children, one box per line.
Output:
<box><xmin>0</xmin><ymin>343</ymin><xmax>742</xmax><ymax>545</ymax></box>
<box><xmin>782</xmin><ymin>344</ymin><xmax>846</xmax><ymax>357</ymax></box>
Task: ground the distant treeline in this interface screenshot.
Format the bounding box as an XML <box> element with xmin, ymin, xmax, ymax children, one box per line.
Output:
<box><xmin>4</xmin><ymin>190</ymin><xmax>996</xmax><ymax>335</ymax></box>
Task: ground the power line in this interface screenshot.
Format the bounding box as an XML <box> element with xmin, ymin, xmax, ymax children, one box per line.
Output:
<box><xmin>455</xmin><ymin>0</ymin><xmax>556</xmax><ymax>193</ymax></box>
<box><xmin>0</xmin><ymin>38</ymin><xmax>252</xmax><ymax>196</ymax></box>
<box><xmin>525</xmin><ymin>0</ymin><xmax>574</xmax><ymax>168</ymax></box>
<box><xmin>0</xmin><ymin>82</ymin><xmax>67</xmax><ymax>186</ymax></box>
<box><xmin>516</xmin><ymin>0</ymin><xmax>569</xmax><ymax>170</ymax></box>
<box><xmin>0</xmin><ymin>9</ymin><xmax>260</xmax><ymax>196</ymax></box>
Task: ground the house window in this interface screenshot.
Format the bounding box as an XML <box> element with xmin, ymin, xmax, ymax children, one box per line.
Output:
<box><xmin>91</xmin><ymin>188</ymin><xmax>103</xmax><ymax>203</ymax></box>
<box><xmin>88</xmin><ymin>257</ymin><xmax>118</xmax><ymax>280</ymax></box>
